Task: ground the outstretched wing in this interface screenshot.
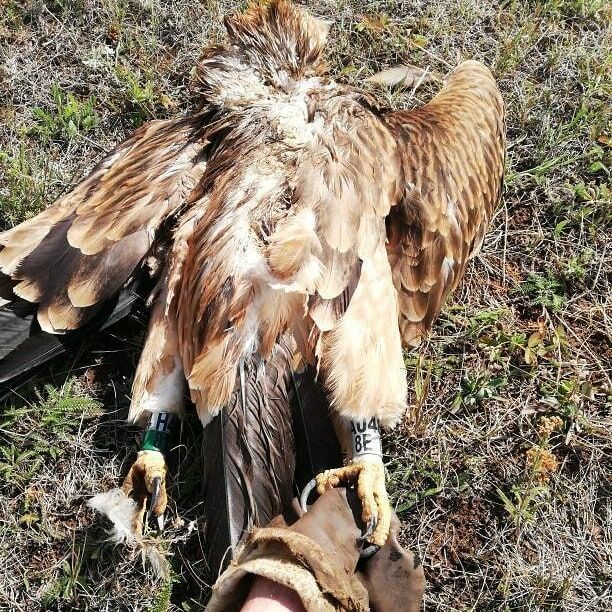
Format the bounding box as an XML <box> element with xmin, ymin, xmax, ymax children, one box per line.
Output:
<box><xmin>0</xmin><ymin>114</ymin><xmax>212</xmax><ymax>333</ymax></box>
<box><xmin>384</xmin><ymin>60</ymin><xmax>505</xmax><ymax>347</ymax></box>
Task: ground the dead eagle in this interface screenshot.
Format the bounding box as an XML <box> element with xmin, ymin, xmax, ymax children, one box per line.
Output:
<box><xmin>0</xmin><ymin>0</ymin><xmax>505</xmax><ymax>558</ymax></box>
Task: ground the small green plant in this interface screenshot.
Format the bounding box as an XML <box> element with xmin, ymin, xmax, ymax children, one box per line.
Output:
<box><xmin>115</xmin><ymin>66</ymin><xmax>160</xmax><ymax>126</ymax></box>
<box><xmin>496</xmin><ymin>484</ymin><xmax>550</xmax><ymax>527</ymax></box>
<box><xmin>522</xmin><ymin>325</ymin><xmax>569</xmax><ymax>365</ymax></box>
<box><xmin>46</xmin><ymin>0</ymin><xmax>86</xmax><ymax>15</ymax></box>
<box><xmin>585</xmin><ymin>143</ymin><xmax>610</xmax><ymax>176</ymax></box>
<box><xmin>467</xmin><ymin>308</ymin><xmax>509</xmax><ymax>332</ymax></box>
<box><xmin>553</xmin><ymin>180</ymin><xmax>611</xmax><ymax>238</ymax></box>
<box><xmin>29</xmin><ymin>84</ymin><xmax>99</xmax><ymax>142</ymax></box>
<box><xmin>453</xmin><ymin>375</ymin><xmax>507</xmax><ymax>410</ymax></box>
<box><xmin>40</xmin><ymin>542</ymin><xmax>90</xmax><ymax>607</ymax></box>
<box><xmin>495</xmin><ymin>20</ymin><xmax>539</xmax><ymax>74</ymax></box>
<box><xmin>476</xmin><ymin>328</ymin><xmax>529</xmax><ymax>365</ymax></box>
<box><xmin>569</xmin><ymin>180</ymin><xmax>610</xmax><ymax>204</ymax></box>
<box><xmin>387</xmin><ymin>455</ymin><xmax>446</xmax><ymax>513</ymax></box>
<box><xmin>539</xmin><ymin>0</ymin><xmax>607</xmax><ymax>20</ymax></box>
<box><xmin>516</xmin><ymin>272</ymin><xmax>567</xmax><ymax>312</ymax></box>
<box><xmin>0</xmin><ymin>145</ymin><xmax>47</xmax><ymax>226</ymax></box>
<box><xmin>562</xmin><ymin>248</ymin><xmax>595</xmax><ymax>282</ymax></box>
<box><xmin>0</xmin><ymin>0</ymin><xmax>24</xmax><ymax>28</ymax></box>
<box><xmin>498</xmin><ymin>415</ymin><xmax>563</xmax><ymax>528</ymax></box>
<box><xmin>150</xmin><ymin>575</ymin><xmax>173</xmax><ymax>612</ymax></box>
<box><xmin>0</xmin><ymin>381</ymin><xmax>102</xmax><ymax>487</ymax></box>
<box><xmin>463</xmin><ymin>309</ymin><xmax>544</xmax><ymax>366</ymax></box>
<box><xmin>539</xmin><ymin>377</ymin><xmax>594</xmax><ymax>431</ymax></box>
<box><xmin>354</xmin><ymin>13</ymin><xmax>392</xmax><ymax>34</ymax></box>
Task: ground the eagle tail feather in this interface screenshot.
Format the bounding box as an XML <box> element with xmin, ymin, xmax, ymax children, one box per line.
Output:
<box><xmin>201</xmin><ymin>344</ymin><xmax>342</xmax><ymax>582</ymax></box>
<box><xmin>202</xmin><ymin>340</ymin><xmax>296</xmax><ymax>579</ymax></box>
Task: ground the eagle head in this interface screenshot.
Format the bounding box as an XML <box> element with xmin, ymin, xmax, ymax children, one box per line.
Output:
<box><xmin>223</xmin><ymin>0</ymin><xmax>330</xmax><ymax>85</ymax></box>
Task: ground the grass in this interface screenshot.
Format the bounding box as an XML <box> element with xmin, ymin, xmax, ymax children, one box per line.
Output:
<box><xmin>0</xmin><ymin>0</ymin><xmax>610</xmax><ymax>609</ymax></box>
<box><xmin>28</xmin><ymin>84</ymin><xmax>99</xmax><ymax>142</ymax></box>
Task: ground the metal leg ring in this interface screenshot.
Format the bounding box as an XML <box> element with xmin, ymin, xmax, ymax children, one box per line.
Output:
<box><xmin>300</xmin><ymin>478</ymin><xmax>318</xmax><ymax>513</ymax></box>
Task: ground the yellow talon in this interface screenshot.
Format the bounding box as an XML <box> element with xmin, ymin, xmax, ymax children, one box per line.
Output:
<box><xmin>314</xmin><ymin>460</ymin><xmax>391</xmax><ymax>547</ymax></box>
<box><xmin>121</xmin><ymin>450</ymin><xmax>168</xmax><ymax>534</ymax></box>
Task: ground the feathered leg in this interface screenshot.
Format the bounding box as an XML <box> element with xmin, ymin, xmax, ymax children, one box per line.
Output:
<box><xmin>121</xmin><ymin>288</ymin><xmax>186</xmax><ymax>533</ymax></box>
<box><xmin>308</xmin><ymin>247</ymin><xmax>404</xmax><ymax>549</ymax></box>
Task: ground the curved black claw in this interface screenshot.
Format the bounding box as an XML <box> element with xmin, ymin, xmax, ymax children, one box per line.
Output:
<box><xmin>148</xmin><ymin>476</ymin><xmax>165</xmax><ymax>532</ymax></box>
<box><xmin>360</xmin><ymin>543</ymin><xmax>381</xmax><ymax>558</ymax></box>
<box><xmin>358</xmin><ymin>513</ymin><xmax>378</xmax><ymax>541</ymax></box>
<box><xmin>149</xmin><ymin>476</ymin><xmax>162</xmax><ymax>510</ymax></box>
<box><xmin>358</xmin><ymin>513</ymin><xmax>381</xmax><ymax>557</ymax></box>
<box><xmin>300</xmin><ymin>478</ymin><xmax>317</xmax><ymax>513</ymax></box>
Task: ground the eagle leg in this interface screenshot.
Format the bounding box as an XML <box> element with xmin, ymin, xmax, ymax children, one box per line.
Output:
<box><xmin>301</xmin><ymin>416</ymin><xmax>391</xmax><ymax>550</ymax></box>
<box><xmin>120</xmin><ymin>289</ymin><xmax>183</xmax><ymax>534</ymax></box>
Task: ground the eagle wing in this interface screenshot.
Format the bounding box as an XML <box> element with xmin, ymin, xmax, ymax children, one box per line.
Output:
<box><xmin>0</xmin><ymin>114</ymin><xmax>212</xmax><ymax>333</ymax></box>
<box><xmin>384</xmin><ymin>60</ymin><xmax>506</xmax><ymax>347</ymax></box>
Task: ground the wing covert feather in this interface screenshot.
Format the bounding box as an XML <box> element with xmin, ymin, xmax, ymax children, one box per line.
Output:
<box><xmin>0</xmin><ymin>114</ymin><xmax>212</xmax><ymax>332</ymax></box>
<box><xmin>288</xmin><ymin>95</ymin><xmax>402</xmax><ymax>332</ymax></box>
<box><xmin>384</xmin><ymin>60</ymin><xmax>505</xmax><ymax>347</ymax></box>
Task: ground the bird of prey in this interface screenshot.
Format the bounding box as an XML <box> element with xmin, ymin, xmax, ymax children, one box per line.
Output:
<box><xmin>0</xmin><ymin>0</ymin><xmax>505</xmax><ymax>555</ymax></box>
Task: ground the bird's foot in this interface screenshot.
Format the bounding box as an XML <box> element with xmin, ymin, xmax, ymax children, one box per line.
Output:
<box><xmin>304</xmin><ymin>459</ymin><xmax>391</xmax><ymax>549</ymax></box>
<box><xmin>121</xmin><ymin>450</ymin><xmax>168</xmax><ymax>534</ymax></box>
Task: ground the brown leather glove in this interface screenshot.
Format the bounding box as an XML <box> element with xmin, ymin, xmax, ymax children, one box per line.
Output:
<box><xmin>208</xmin><ymin>488</ymin><xmax>368</xmax><ymax>611</ymax></box>
<box><xmin>357</xmin><ymin>513</ymin><xmax>425</xmax><ymax>612</ymax></box>
<box><xmin>207</xmin><ymin>488</ymin><xmax>424</xmax><ymax>611</ymax></box>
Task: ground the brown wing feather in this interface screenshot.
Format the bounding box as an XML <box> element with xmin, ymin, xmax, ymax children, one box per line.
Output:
<box><xmin>384</xmin><ymin>60</ymin><xmax>505</xmax><ymax>348</ymax></box>
<box><xmin>0</xmin><ymin>114</ymin><xmax>212</xmax><ymax>332</ymax></box>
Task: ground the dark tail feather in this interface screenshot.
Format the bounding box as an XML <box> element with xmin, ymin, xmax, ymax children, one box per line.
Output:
<box><xmin>290</xmin><ymin>365</ymin><xmax>343</xmax><ymax>492</ymax></box>
<box><xmin>202</xmin><ymin>343</ymin><xmax>343</xmax><ymax>582</ymax></box>
<box><xmin>202</xmin><ymin>340</ymin><xmax>296</xmax><ymax>580</ymax></box>
<box><xmin>0</xmin><ymin>271</ymin><xmax>16</xmax><ymax>300</ymax></box>
<box><xmin>0</xmin><ymin>277</ymin><xmax>151</xmax><ymax>400</ymax></box>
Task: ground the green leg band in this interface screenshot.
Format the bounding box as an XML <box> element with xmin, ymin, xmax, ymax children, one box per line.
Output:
<box><xmin>141</xmin><ymin>412</ymin><xmax>174</xmax><ymax>453</ymax></box>
<box><xmin>142</xmin><ymin>429</ymin><xmax>170</xmax><ymax>453</ymax></box>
